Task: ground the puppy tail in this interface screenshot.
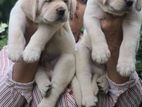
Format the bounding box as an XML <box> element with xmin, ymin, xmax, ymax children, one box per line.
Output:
<box><xmin>71</xmin><ymin>76</ymin><xmax>82</xmax><ymax>107</ymax></box>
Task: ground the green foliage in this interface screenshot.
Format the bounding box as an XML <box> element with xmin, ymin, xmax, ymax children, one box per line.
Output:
<box><xmin>0</xmin><ymin>0</ymin><xmax>16</xmax><ymax>49</ymax></box>
<box><xmin>0</xmin><ymin>36</ymin><xmax>7</xmax><ymax>49</ymax></box>
<box><xmin>0</xmin><ymin>23</ymin><xmax>8</xmax><ymax>33</ymax></box>
<box><xmin>0</xmin><ymin>23</ymin><xmax>8</xmax><ymax>49</ymax></box>
<box><xmin>0</xmin><ymin>0</ymin><xmax>16</xmax><ymax>22</ymax></box>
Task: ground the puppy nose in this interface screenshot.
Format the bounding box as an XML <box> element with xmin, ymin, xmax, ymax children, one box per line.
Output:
<box><xmin>56</xmin><ymin>7</ymin><xmax>65</xmax><ymax>16</ymax></box>
<box><xmin>126</xmin><ymin>1</ymin><xmax>133</xmax><ymax>7</ymax></box>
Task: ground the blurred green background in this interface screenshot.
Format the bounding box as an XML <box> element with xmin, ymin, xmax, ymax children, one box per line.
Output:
<box><xmin>0</xmin><ymin>0</ymin><xmax>16</xmax><ymax>48</ymax></box>
<box><xmin>0</xmin><ymin>0</ymin><xmax>142</xmax><ymax>78</ymax></box>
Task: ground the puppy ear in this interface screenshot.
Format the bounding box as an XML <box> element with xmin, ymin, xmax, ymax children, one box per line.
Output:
<box><xmin>21</xmin><ymin>0</ymin><xmax>38</xmax><ymax>21</ymax></box>
<box><xmin>69</xmin><ymin>0</ymin><xmax>77</xmax><ymax>19</ymax></box>
<box><xmin>135</xmin><ymin>0</ymin><xmax>142</xmax><ymax>11</ymax></box>
<box><xmin>103</xmin><ymin>0</ymin><xmax>107</xmax><ymax>4</ymax></box>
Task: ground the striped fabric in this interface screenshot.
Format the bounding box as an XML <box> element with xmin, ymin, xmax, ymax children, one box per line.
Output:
<box><xmin>0</xmin><ymin>46</ymin><xmax>142</xmax><ymax>107</ymax></box>
<box><xmin>0</xmin><ymin>46</ymin><xmax>13</xmax><ymax>75</ymax></box>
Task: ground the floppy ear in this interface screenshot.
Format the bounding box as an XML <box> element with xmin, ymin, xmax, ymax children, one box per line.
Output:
<box><xmin>21</xmin><ymin>0</ymin><xmax>38</xmax><ymax>21</ymax></box>
<box><xmin>135</xmin><ymin>0</ymin><xmax>142</xmax><ymax>11</ymax></box>
<box><xmin>103</xmin><ymin>0</ymin><xmax>107</xmax><ymax>4</ymax></box>
<box><xmin>69</xmin><ymin>0</ymin><xmax>77</xmax><ymax>19</ymax></box>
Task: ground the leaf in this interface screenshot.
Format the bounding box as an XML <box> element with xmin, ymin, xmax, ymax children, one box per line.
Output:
<box><xmin>0</xmin><ymin>28</ymin><xmax>5</xmax><ymax>33</ymax></box>
<box><xmin>1</xmin><ymin>23</ymin><xmax>8</xmax><ymax>28</ymax></box>
<box><xmin>0</xmin><ymin>23</ymin><xmax>8</xmax><ymax>33</ymax></box>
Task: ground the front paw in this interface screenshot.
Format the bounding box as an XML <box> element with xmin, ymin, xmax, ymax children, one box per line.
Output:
<box><xmin>8</xmin><ymin>46</ymin><xmax>24</xmax><ymax>62</ymax></box>
<box><xmin>82</xmin><ymin>96</ymin><xmax>98</xmax><ymax>107</ymax></box>
<box><xmin>92</xmin><ymin>44</ymin><xmax>110</xmax><ymax>64</ymax></box>
<box><xmin>23</xmin><ymin>47</ymin><xmax>41</xmax><ymax>62</ymax></box>
<box><xmin>117</xmin><ymin>59</ymin><xmax>135</xmax><ymax>77</ymax></box>
<box><xmin>97</xmin><ymin>75</ymin><xmax>109</xmax><ymax>94</ymax></box>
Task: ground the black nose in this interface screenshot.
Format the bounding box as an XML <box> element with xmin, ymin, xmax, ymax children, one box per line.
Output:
<box><xmin>56</xmin><ymin>7</ymin><xmax>65</xmax><ymax>16</ymax></box>
<box><xmin>126</xmin><ymin>1</ymin><xmax>133</xmax><ymax>7</ymax></box>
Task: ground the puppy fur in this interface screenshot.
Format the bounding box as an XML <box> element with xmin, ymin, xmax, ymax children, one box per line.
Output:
<box><xmin>8</xmin><ymin>0</ymin><xmax>76</xmax><ymax>107</ymax></box>
<box><xmin>73</xmin><ymin>0</ymin><xmax>142</xmax><ymax>106</ymax></box>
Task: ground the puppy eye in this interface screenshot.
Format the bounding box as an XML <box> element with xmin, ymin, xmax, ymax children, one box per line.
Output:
<box><xmin>44</xmin><ymin>0</ymin><xmax>52</xmax><ymax>2</ymax></box>
<box><xmin>64</xmin><ymin>0</ymin><xmax>68</xmax><ymax>3</ymax></box>
<box><xmin>79</xmin><ymin>0</ymin><xmax>87</xmax><ymax>4</ymax></box>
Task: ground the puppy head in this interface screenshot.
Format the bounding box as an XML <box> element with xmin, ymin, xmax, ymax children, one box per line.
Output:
<box><xmin>21</xmin><ymin>0</ymin><xmax>76</xmax><ymax>23</ymax></box>
<box><xmin>100</xmin><ymin>0</ymin><xmax>142</xmax><ymax>15</ymax></box>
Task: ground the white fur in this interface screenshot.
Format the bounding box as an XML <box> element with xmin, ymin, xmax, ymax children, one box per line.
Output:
<box><xmin>73</xmin><ymin>40</ymin><xmax>108</xmax><ymax>107</ymax></box>
<box><xmin>73</xmin><ymin>0</ymin><xmax>142</xmax><ymax>106</ymax></box>
<box><xmin>8</xmin><ymin>0</ymin><xmax>76</xmax><ymax>107</ymax></box>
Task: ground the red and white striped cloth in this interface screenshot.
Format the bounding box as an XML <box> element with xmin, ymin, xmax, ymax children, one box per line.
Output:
<box><xmin>0</xmin><ymin>46</ymin><xmax>142</xmax><ymax>107</ymax></box>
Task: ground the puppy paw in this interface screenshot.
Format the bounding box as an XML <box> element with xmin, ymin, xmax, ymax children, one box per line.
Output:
<box><xmin>23</xmin><ymin>47</ymin><xmax>41</xmax><ymax>62</ymax></box>
<box><xmin>97</xmin><ymin>75</ymin><xmax>109</xmax><ymax>94</ymax></box>
<box><xmin>117</xmin><ymin>59</ymin><xmax>135</xmax><ymax>77</ymax></box>
<box><xmin>92</xmin><ymin>44</ymin><xmax>110</xmax><ymax>64</ymax></box>
<box><xmin>82</xmin><ymin>96</ymin><xmax>98</xmax><ymax>107</ymax></box>
<box><xmin>37</xmin><ymin>81</ymin><xmax>52</xmax><ymax>97</ymax></box>
<box><xmin>8</xmin><ymin>46</ymin><xmax>24</xmax><ymax>62</ymax></box>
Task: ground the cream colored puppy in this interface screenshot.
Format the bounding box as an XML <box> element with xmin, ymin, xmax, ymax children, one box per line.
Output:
<box><xmin>8</xmin><ymin>0</ymin><xmax>76</xmax><ymax>107</ymax></box>
<box><xmin>75</xmin><ymin>0</ymin><xmax>142</xmax><ymax>106</ymax></box>
<box><xmin>84</xmin><ymin>0</ymin><xmax>142</xmax><ymax>77</ymax></box>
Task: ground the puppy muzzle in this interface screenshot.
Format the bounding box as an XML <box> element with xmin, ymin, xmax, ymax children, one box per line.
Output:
<box><xmin>125</xmin><ymin>0</ymin><xmax>134</xmax><ymax>7</ymax></box>
<box><xmin>56</xmin><ymin>6</ymin><xmax>67</xmax><ymax>21</ymax></box>
<box><xmin>56</xmin><ymin>7</ymin><xmax>66</xmax><ymax>17</ymax></box>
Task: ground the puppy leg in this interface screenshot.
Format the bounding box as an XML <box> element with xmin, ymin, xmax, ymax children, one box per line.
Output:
<box><xmin>84</xmin><ymin>0</ymin><xmax>110</xmax><ymax>64</ymax></box>
<box><xmin>76</xmin><ymin>44</ymin><xmax>97</xmax><ymax>107</ymax></box>
<box><xmin>23</xmin><ymin>24</ymin><xmax>62</xmax><ymax>62</ymax></box>
<box><xmin>92</xmin><ymin>73</ymin><xmax>109</xmax><ymax>95</ymax></box>
<box><xmin>38</xmin><ymin>53</ymin><xmax>75</xmax><ymax>107</ymax></box>
<box><xmin>91</xmin><ymin>74</ymin><xmax>99</xmax><ymax>97</ymax></box>
<box><xmin>35</xmin><ymin>67</ymin><xmax>51</xmax><ymax>97</ymax></box>
<box><xmin>8</xmin><ymin>6</ymin><xmax>26</xmax><ymax>61</ymax></box>
<box><xmin>71</xmin><ymin>76</ymin><xmax>82</xmax><ymax>107</ymax></box>
<box><xmin>92</xmin><ymin>64</ymin><xmax>108</xmax><ymax>94</ymax></box>
<box><xmin>117</xmin><ymin>17</ymin><xmax>141</xmax><ymax>77</ymax></box>
<box><xmin>97</xmin><ymin>74</ymin><xmax>109</xmax><ymax>94</ymax></box>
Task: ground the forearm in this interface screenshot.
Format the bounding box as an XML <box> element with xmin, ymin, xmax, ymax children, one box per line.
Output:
<box><xmin>101</xmin><ymin>17</ymin><xmax>129</xmax><ymax>84</ymax></box>
<box><xmin>12</xmin><ymin>61</ymin><xmax>38</xmax><ymax>83</ymax></box>
<box><xmin>105</xmin><ymin>25</ymin><xmax>129</xmax><ymax>83</ymax></box>
<box><xmin>106</xmin><ymin>53</ymin><xmax>129</xmax><ymax>84</ymax></box>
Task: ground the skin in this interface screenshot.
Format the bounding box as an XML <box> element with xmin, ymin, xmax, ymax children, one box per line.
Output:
<box><xmin>12</xmin><ymin>0</ymin><xmax>129</xmax><ymax>84</ymax></box>
<box><xmin>101</xmin><ymin>14</ymin><xmax>129</xmax><ymax>83</ymax></box>
<box><xmin>70</xmin><ymin>0</ymin><xmax>86</xmax><ymax>42</ymax></box>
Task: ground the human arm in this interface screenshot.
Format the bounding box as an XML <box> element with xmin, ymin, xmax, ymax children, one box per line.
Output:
<box><xmin>100</xmin><ymin>14</ymin><xmax>129</xmax><ymax>83</ymax></box>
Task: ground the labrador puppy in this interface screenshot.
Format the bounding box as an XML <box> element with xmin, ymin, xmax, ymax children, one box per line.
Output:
<box><xmin>84</xmin><ymin>0</ymin><xmax>142</xmax><ymax>76</ymax></box>
<box><xmin>8</xmin><ymin>0</ymin><xmax>76</xmax><ymax>107</ymax></box>
<box><xmin>75</xmin><ymin>0</ymin><xmax>142</xmax><ymax>106</ymax></box>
